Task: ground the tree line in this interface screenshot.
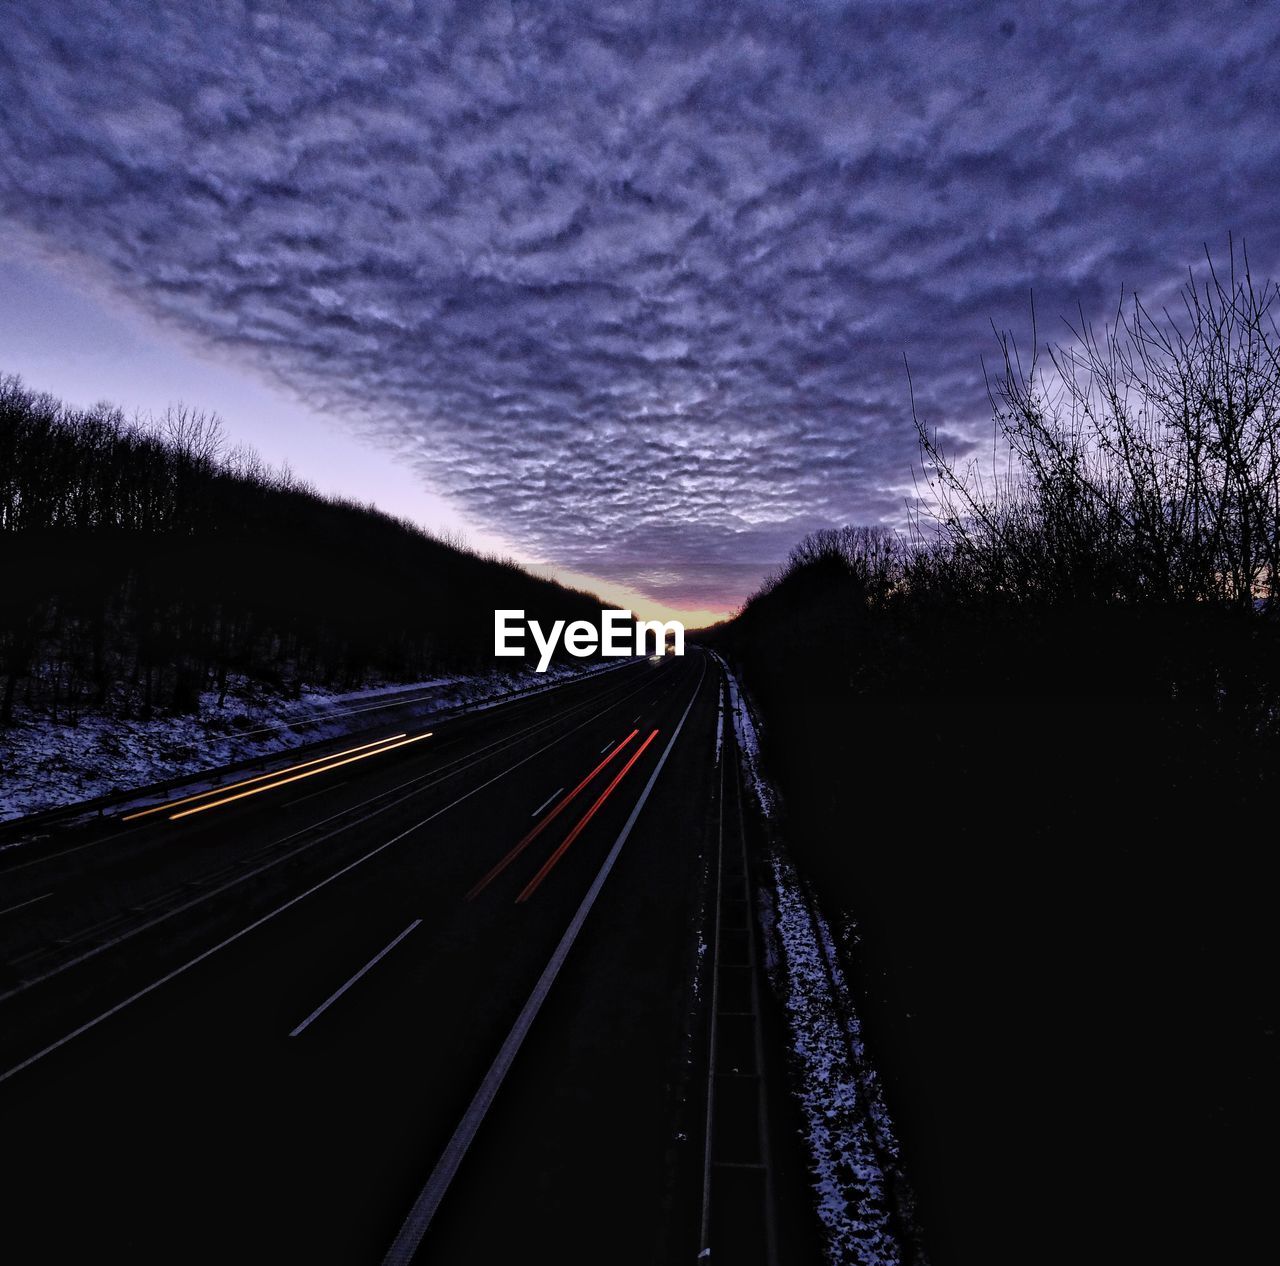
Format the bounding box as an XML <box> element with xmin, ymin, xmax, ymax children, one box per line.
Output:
<box><xmin>0</xmin><ymin>376</ymin><xmax>604</xmax><ymax>723</ymax></box>
<box><xmin>720</xmin><ymin>246</ymin><xmax>1280</xmax><ymax>739</ymax></box>
<box><xmin>705</xmin><ymin>247</ymin><xmax>1280</xmax><ymax>1266</ymax></box>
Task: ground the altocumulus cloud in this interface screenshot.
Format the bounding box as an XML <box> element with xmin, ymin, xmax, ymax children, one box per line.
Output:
<box><xmin>2</xmin><ymin>1</ymin><xmax>1279</xmax><ymax>610</ymax></box>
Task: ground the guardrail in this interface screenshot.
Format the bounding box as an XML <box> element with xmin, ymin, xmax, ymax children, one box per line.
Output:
<box><xmin>0</xmin><ymin>659</ymin><xmax>638</xmax><ymax>845</ymax></box>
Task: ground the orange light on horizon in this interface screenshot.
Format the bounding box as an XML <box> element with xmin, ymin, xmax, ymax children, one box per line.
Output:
<box><xmin>522</xmin><ymin>563</ymin><xmax>733</xmax><ymax>631</ymax></box>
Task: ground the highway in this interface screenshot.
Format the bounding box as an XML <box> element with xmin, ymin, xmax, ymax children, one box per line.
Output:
<box><xmin>0</xmin><ymin>651</ymin><xmax>747</xmax><ymax>1264</ymax></box>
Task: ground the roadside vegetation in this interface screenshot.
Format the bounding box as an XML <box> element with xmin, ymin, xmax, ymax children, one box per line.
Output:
<box><xmin>730</xmin><ymin>246</ymin><xmax>1280</xmax><ymax>732</ymax></box>
<box><xmin>709</xmin><ymin>247</ymin><xmax>1280</xmax><ymax>1263</ymax></box>
<box><xmin>0</xmin><ymin>376</ymin><xmax>603</xmax><ymax>725</ymax></box>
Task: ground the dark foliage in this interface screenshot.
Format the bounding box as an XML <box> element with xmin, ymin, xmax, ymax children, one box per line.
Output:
<box><xmin>708</xmin><ymin>251</ymin><xmax>1280</xmax><ymax>1263</ymax></box>
<box><xmin>0</xmin><ymin>376</ymin><xmax>604</xmax><ymax>723</ymax></box>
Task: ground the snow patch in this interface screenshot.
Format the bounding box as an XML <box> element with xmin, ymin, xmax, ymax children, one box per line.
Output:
<box><xmin>714</xmin><ymin>691</ymin><xmax>724</xmax><ymax>765</ymax></box>
<box><xmin>709</xmin><ymin>650</ymin><xmax>775</xmax><ymax>817</ymax></box>
<box><xmin>713</xmin><ymin>651</ymin><xmax>923</xmax><ymax>1266</ymax></box>
<box><xmin>0</xmin><ymin>658</ymin><xmax>628</xmax><ymax>824</ymax></box>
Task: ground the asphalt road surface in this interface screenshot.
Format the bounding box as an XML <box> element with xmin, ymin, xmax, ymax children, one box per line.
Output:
<box><xmin>0</xmin><ymin>652</ymin><xmax>736</xmax><ymax>1264</ymax></box>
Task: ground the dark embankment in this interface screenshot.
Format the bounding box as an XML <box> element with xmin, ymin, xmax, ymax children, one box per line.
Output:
<box><xmin>0</xmin><ymin>375</ymin><xmax>603</xmax><ymax>722</ymax></box>
<box><xmin>709</xmin><ymin>257</ymin><xmax>1280</xmax><ymax>1263</ymax></box>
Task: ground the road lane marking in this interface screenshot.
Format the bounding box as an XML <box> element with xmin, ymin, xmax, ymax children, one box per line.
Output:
<box><xmin>0</xmin><ymin>892</ymin><xmax>52</xmax><ymax>918</ymax></box>
<box><xmin>0</xmin><ymin>670</ymin><xmax>680</xmax><ymax>1008</ymax></box>
<box><xmin>78</xmin><ymin>663</ymin><xmax>637</xmax><ymax>828</ymax></box>
<box><xmin>161</xmin><ymin>669</ymin><xmax>640</xmax><ymax>829</ymax></box>
<box><xmin>465</xmin><ymin>731</ymin><xmax>638</xmax><ymax>900</ymax></box>
<box><xmin>600</xmin><ymin>739</ymin><xmax>615</xmax><ymax>754</ymax></box>
<box><xmin>530</xmin><ymin>788</ymin><xmax>564</xmax><ymax>818</ymax></box>
<box><xmin>0</xmin><ymin>658</ymin><xmax>666</xmax><ymax>879</ymax></box>
<box><xmin>289</xmin><ymin>920</ymin><xmax>421</xmax><ymax>1037</ymax></box>
<box><xmin>0</xmin><ymin>751</ymin><xmax>511</xmax><ymax>1081</ymax></box>
<box><xmin>120</xmin><ymin>735</ymin><xmax>409</xmax><ymax>821</ymax></box>
<box><xmin>517</xmin><ymin>730</ymin><xmax>659</xmax><ymax>902</ymax></box>
<box><xmin>0</xmin><ymin>672</ymin><xmax>681</xmax><ymax>1076</ymax></box>
<box><xmin>281</xmin><ymin>780</ymin><xmax>349</xmax><ymax>809</ymax></box>
<box><xmin>381</xmin><ymin>659</ymin><xmax>707</xmax><ymax>1266</ymax></box>
<box><xmin>169</xmin><ymin>733</ymin><xmax>432</xmax><ymax>819</ymax></box>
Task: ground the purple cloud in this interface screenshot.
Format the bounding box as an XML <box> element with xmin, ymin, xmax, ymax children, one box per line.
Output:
<box><xmin>2</xmin><ymin>1</ymin><xmax>1278</xmax><ymax>610</ymax></box>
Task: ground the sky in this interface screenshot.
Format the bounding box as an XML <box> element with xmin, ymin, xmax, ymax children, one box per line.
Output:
<box><xmin>2</xmin><ymin>1</ymin><xmax>1278</xmax><ymax>624</ymax></box>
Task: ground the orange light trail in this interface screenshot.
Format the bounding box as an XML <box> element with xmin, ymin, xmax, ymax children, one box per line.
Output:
<box><xmin>167</xmin><ymin>732</ymin><xmax>432</xmax><ymax>820</ymax></box>
<box><xmin>516</xmin><ymin>728</ymin><xmax>659</xmax><ymax>903</ymax></box>
<box><xmin>466</xmin><ymin>729</ymin><xmax>639</xmax><ymax>900</ymax></box>
<box><xmin>121</xmin><ymin>734</ymin><xmax>411</xmax><ymax>822</ymax></box>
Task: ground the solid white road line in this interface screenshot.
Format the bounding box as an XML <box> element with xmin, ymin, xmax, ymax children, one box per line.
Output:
<box><xmin>530</xmin><ymin>788</ymin><xmax>564</xmax><ymax>818</ymax></box>
<box><xmin>380</xmin><ymin>657</ymin><xmax>707</xmax><ymax>1266</ymax></box>
<box><xmin>289</xmin><ymin>920</ymin><xmax>421</xmax><ymax>1038</ymax></box>
<box><xmin>281</xmin><ymin>779</ymin><xmax>349</xmax><ymax>809</ymax></box>
<box><xmin>0</xmin><ymin>669</ymin><xmax>677</xmax><ymax>1080</ymax></box>
<box><xmin>0</xmin><ymin>665</ymin><xmax>670</xmax><ymax>1009</ymax></box>
<box><xmin>0</xmin><ymin>659</ymin><xmax>647</xmax><ymax>878</ymax></box>
<box><xmin>0</xmin><ymin>892</ymin><xmax>52</xmax><ymax>918</ymax></box>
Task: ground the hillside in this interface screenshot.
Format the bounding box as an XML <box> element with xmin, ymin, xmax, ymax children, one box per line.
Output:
<box><xmin>0</xmin><ymin>374</ymin><xmax>605</xmax><ymax>727</ymax></box>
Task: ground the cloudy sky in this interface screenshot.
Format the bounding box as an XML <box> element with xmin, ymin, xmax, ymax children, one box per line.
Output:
<box><xmin>2</xmin><ymin>1</ymin><xmax>1278</xmax><ymax>621</ymax></box>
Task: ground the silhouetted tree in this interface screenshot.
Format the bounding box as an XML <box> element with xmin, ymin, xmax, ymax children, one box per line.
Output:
<box><xmin>0</xmin><ymin>376</ymin><xmax>605</xmax><ymax>723</ymax></box>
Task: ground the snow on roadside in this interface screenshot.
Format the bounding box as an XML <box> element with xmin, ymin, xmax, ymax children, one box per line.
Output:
<box><xmin>711</xmin><ymin>650</ymin><xmax>923</xmax><ymax>1266</ymax></box>
<box><xmin>715</xmin><ymin>651</ymin><xmax>776</xmax><ymax>818</ymax></box>
<box><xmin>0</xmin><ymin>658</ymin><xmax>626</xmax><ymax>825</ymax></box>
<box><xmin>714</xmin><ymin>687</ymin><xmax>724</xmax><ymax>766</ymax></box>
